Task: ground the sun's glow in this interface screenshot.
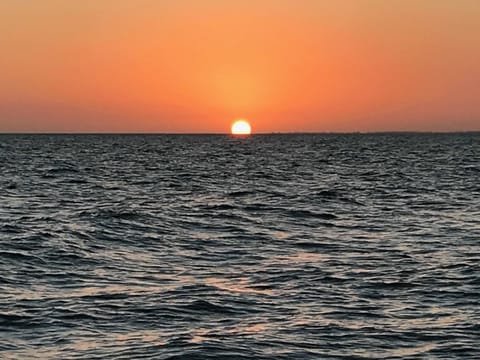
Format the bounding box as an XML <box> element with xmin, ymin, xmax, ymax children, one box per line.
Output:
<box><xmin>231</xmin><ymin>120</ymin><xmax>252</xmax><ymax>135</ymax></box>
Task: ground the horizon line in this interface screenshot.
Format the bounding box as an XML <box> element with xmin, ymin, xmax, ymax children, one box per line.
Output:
<box><xmin>0</xmin><ymin>130</ymin><xmax>479</xmax><ymax>135</ymax></box>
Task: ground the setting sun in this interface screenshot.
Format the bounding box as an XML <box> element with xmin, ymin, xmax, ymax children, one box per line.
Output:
<box><xmin>231</xmin><ymin>120</ymin><xmax>252</xmax><ymax>135</ymax></box>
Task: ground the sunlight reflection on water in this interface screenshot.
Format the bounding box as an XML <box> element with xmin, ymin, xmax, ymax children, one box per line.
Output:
<box><xmin>1</xmin><ymin>133</ymin><xmax>479</xmax><ymax>358</ymax></box>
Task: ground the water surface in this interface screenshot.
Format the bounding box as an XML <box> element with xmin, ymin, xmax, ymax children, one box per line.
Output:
<box><xmin>1</xmin><ymin>134</ymin><xmax>479</xmax><ymax>359</ymax></box>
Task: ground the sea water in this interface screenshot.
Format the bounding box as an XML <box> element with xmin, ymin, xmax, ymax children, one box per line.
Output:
<box><xmin>1</xmin><ymin>133</ymin><xmax>479</xmax><ymax>359</ymax></box>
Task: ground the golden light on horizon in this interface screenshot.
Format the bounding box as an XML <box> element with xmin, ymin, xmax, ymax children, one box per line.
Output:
<box><xmin>231</xmin><ymin>120</ymin><xmax>252</xmax><ymax>135</ymax></box>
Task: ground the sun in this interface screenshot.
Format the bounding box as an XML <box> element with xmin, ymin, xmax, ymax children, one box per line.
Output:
<box><xmin>231</xmin><ymin>120</ymin><xmax>252</xmax><ymax>135</ymax></box>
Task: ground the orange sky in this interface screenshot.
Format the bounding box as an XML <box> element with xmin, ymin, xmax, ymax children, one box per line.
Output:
<box><xmin>1</xmin><ymin>0</ymin><xmax>479</xmax><ymax>133</ymax></box>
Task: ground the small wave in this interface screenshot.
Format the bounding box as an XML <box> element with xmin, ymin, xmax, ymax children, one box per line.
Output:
<box><xmin>65</xmin><ymin>178</ymin><xmax>88</xmax><ymax>184</ymax></box>
<box><xmin>77</xmin><ymin>292</ymin><xmax>131</xmax><ymax>301</ymax></box>
<box><xmin>228</xmin><ymin>190</ymin><xmax>254</xmax><ymax>197</ymax></box>
<box><xmin>181</xmin><ymin>300</ymin><xmax>239</xmax><ymax>315</ymax></box>
<box><xmin>43</xmin><ymin>165</ymin><xmax>80</xmax><ymax>174</ymax></box>
<box><xmin>0</xmin><ymin>224</ymin><xmax>23</xmax><ymax>234</ymax></box>
<box><xmin>368</xmin><ymin>280</ymin><xmax>418</xmax><ymax>289</ymax></box>
<box><xmin>53</xmin><ymin>311</ymin><xmax>107</xmax><ymax>322</ymax></box>
<box><xmin>0</xmin><ymin>313</ymin><xmax>37</xmax><ymax>327</ymax></box>
<box><xmin>244</xmin><ymin>204</ymin><xmax>278</xmax><ymax>212</ymax></box>
<box><xmin>78</xmin><ymin>208</ymin><xmax>147</xmax><ymax>221</ymax></box>
<box><xmin>0</xmin><ymin>251</ymin><xmax>45</xmax><ymax>264</ymax></box>
<box><xmin>316</xmin><ymin>190</ymin><xmax>339</xmax><ymax>198</ymax></box>
<box><xmin>464</xmin><ymin>165</ymin><xmax>480</xmax><ymax>172</ymax></box>
<box><xmin>286</xmin><ymin>209</ymin><xmax>337</xmax><ymax>220</ymax></box>
<box><xmin>202</xmin><ymin>204</ymin><xmax>236</xmax><ymax>211</ymax></box>
<box><xmin>5</xmin><ymin>182</ymin><xmax>18</xmax><ymax>190</ymax></box>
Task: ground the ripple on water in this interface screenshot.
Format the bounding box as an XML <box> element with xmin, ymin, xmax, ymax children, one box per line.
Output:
<box><xmin>1</xmin><ymin>133</ymin><xmax>479</xmax><ymax>359</ymax></box>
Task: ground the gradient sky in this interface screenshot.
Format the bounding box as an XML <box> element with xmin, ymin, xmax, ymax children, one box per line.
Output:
<box><xmin>1</xmin><ymin>0</ymin><xmax>479</xmax><ymax>133</ymax></box>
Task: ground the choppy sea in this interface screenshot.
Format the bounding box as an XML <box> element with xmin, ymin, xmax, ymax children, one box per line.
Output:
<box><xmin>1</xmin><ymin>133</ymin><xmax>479</xmax><ymax>359</ymax></box>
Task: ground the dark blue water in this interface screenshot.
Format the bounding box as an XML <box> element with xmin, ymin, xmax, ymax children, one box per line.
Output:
<box><xmin>1</xmin><ymin>133</ymin><xmax>479</xmax><ymax>359</ymax></box>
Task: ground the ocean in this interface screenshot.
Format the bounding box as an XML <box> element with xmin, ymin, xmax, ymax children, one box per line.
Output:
<box><xmin>1</xmin><ymin>133</ymin><xmax>479</xmax><ymax>359</ymax></box>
